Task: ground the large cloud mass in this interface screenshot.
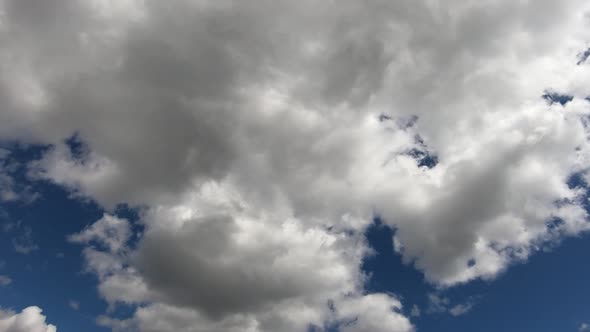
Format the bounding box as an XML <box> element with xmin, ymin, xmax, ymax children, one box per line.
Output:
<box><xmin>2</xmin><ymin>0</ymin><xmax>590</xmax><ymax>331</ymax></box>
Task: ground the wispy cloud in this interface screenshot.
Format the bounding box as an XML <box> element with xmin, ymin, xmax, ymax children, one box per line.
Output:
<box><xmin>68</xmin><ymin>300</ymin><xmax>80</xmax><ymax>311</ymax></box>
<box><xmin>0</xmin><ymin>275</ymin><xmax>12</xmax><ymax>286</ymax></box>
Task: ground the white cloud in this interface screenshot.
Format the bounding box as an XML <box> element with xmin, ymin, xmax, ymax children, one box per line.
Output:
<box><xmin>1</xmin><ymin>0</ymin><xmax>590</xmax><ymax>330</ymax></box>
<box><xmin>69</xmin><ymin>214</ymin><xmax>130</xmax><ymax>253</ymax></box>
<box><xmin>0</xmin><ymin>306</ymin><xmax>57</xmax><ymax>332</ymax></box>
<box><xmin>580</xmin><ymin>323</ymin><xmax>589</xmax><ymax>331</ymax></box>
<box><xmin>334</xmin><ymin>294</ymin><xmax>414</xmax><ymax>332</ymax></box>
<box><xmin>449</xmin><ymin>303</ymin><xmax>474</xmax><ymax>317</ymax></box>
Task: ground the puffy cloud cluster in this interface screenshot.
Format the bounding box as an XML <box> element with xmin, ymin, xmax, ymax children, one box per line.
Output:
<box><xmin>74</xmin><ymin>208</ymin><xmax>411</xmax><ymax>331</ymax></box>
<box><xmin>0</xmin><ymin>306</ymin><xmax>57</xmax><ymax>332</ymax></box>
<box><xmin>1</xmin><ymin>0</ymin><xmax>590</xmax><ymax>330</ymax></box>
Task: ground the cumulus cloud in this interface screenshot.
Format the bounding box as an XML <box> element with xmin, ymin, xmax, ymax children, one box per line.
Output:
<box><xmin>0</xmin><ymin>306</ymin><xmax>57</xmax><ymax>332</ymax></box>
<box><xmin>1</xmin><ymin>0</ymin><xmax>590</xmax><ymax>330</ymax></box>
<box><xmin>72</xmin><ymin>208</ymin><xmax>411</xmax><ymax>331</ymax></box>
<box><xmin>333</xmin><ymin>294</ymin><xmax>414</xmax><ymax>332</ymax></box>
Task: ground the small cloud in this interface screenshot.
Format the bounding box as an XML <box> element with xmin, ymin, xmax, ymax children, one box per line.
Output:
<box><xmin>427</xmin><ymin>293</ymin><xmax>450</xmax><ymax>314</ymax></box>
<box><xmin>449</xmin><ymin>303</ymin><xmax>473</xmax><ymax>316</ymax></box>
<box><xmin>0</xmin><ymin>275</ymin><xmax>12</xmax><ymax>286</ymax></box>
<box><xmin>68</xmin><ymin>300</ymin><xmax>80</xmax><ymax>311</ymax></box>
<box><xmin>56</xmin><ymin>253</ymin><xmax>65</xmax><ymax>259</ymax></box>
<box><xmin>0</xmin><ymin>170</ymin><xmax>40</xmax><ymax>204</ymax></box>
<box><xmin>410</xmin><ymin>304</ymin><xmax>421</xmax><ymax>317</ymax></box>
<box><xmin>580</xmin><ymin>323</ymin><xmax>589</xmax><ymax>331</ymax></box>
<box><xmin>2</xmin><ymin>222</ymin><xmax>16</xmax><ymax>232</ymax></box>
<box><xmin>427</xmin><ymin>293</ymin><xmax>476</xmax><ymax>317</ymax></box>
<box><xmin>13</xmin><ymin>238</ymin><xmax>39</xmax><ymax>254</ymax></box>
<box><xmin>10</xmin><ymin>225</ymin><xmax>39</xmax><ymax>255</ymax></box>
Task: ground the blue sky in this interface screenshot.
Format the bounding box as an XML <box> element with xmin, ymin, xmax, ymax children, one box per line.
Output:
<box><xmin>2</xmin><ymin>1</ymin><xmax>590</xmax><ymax>332</ymax></box>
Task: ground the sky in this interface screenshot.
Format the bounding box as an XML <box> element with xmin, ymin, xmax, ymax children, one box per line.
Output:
<box><xmin>1</xmin><ymin>0</ymin><xmax>590</xmax><ymax>332</ymax></box>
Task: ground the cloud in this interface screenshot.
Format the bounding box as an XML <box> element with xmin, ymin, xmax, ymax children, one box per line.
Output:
<box><xmin>0</xmin><ymin>150</ymin><xmax>39</xmax><ymax>204</ymax></box>
<box><xmin>0</xmin><ymin>306</ymin><xmax>57</xmax><ymax>332</ymax></box>
<box><xmin>68</xmin><ymin>214</ymin><xmax>131</xmax><ymax>253</ymax></box>
<box><xmin>3</xmin><ymin>221</ymin><xmax>39</xmax><ymax>254</ymax></box>
<box><xmin>410</xmin><ymin>305</ymin><xmax>421</xmax><ymax>317</ymax></box>
<box><xmin>580</xmin><ymin>323</ymin><xmax>589</xmax><ymax>331</ymax></box>
<box><xmin>68</xmin><ymin>300</ymin><xmax>79</xmax><ymax>311</ymax></box>
<box><xmin>1</xmin><ymin>0</ymin><xmax>590</xmax><ymax>330</ymax></box>
<box><xmin>8</xmin><ymin>0</ymin><xmax>590</xmax><ymax>285</ymax></box>
<box><xmin>0</xmin><ymin>275</ymin><xmax>11</xmax><ymax>286</ymax></box>
<box><xmin>449</xmin><ymin>303</ymin><xmax>474</xmax><ymax>317</ymax></box>
<box><xmin>334</xmin><ymin>294</ymin><xmax>414</xmax><ymax>332</ymax></box>
<box><xmin>98</xmin><ymin>295</ymin><xmax>413</xmax><ymax>332</ymax></box>
<box><xmin>12</xmin><ymin>226</ymin><xmax>38</xmax><ymax>254</ymax></box>
<box><xmin>427</xmin><ymin>293</ymin><xmax>475</xmax><ymax>317</ymax></box>
<box><xmin>426</xmin><ymin>293</ymin><xmax>451</xmax><ymax>314</ymax></box>
<box><xmin>72</xmin><ymin>208</ymin><xmax>411</xmax><ymax>331</ymax></box>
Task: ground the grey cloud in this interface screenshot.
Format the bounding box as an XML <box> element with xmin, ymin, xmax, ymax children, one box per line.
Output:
<box><xmin>74</xmin><ymin>211</ymin><xmax>410</xmax><ymax>332</ymax></box>
<box><xmin>69</xmin><ymin>214</ymin><xmax>131</xmax><ymax>253</ymax></box>
<box><xmin>135</xmin><ymin>215</ymin><xmax>354</xmax><ymax>317</ymax></box>
<box><xmin>3</xmin><ymin>0</ymin><xmax>590</xmax><ymax>331</ymax></box>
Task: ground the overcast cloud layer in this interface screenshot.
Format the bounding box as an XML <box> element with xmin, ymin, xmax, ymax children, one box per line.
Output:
<box><xmin>2</xmin><ymin>0</ymin><xmax>590</xmax><ymax>331</ymax></box>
